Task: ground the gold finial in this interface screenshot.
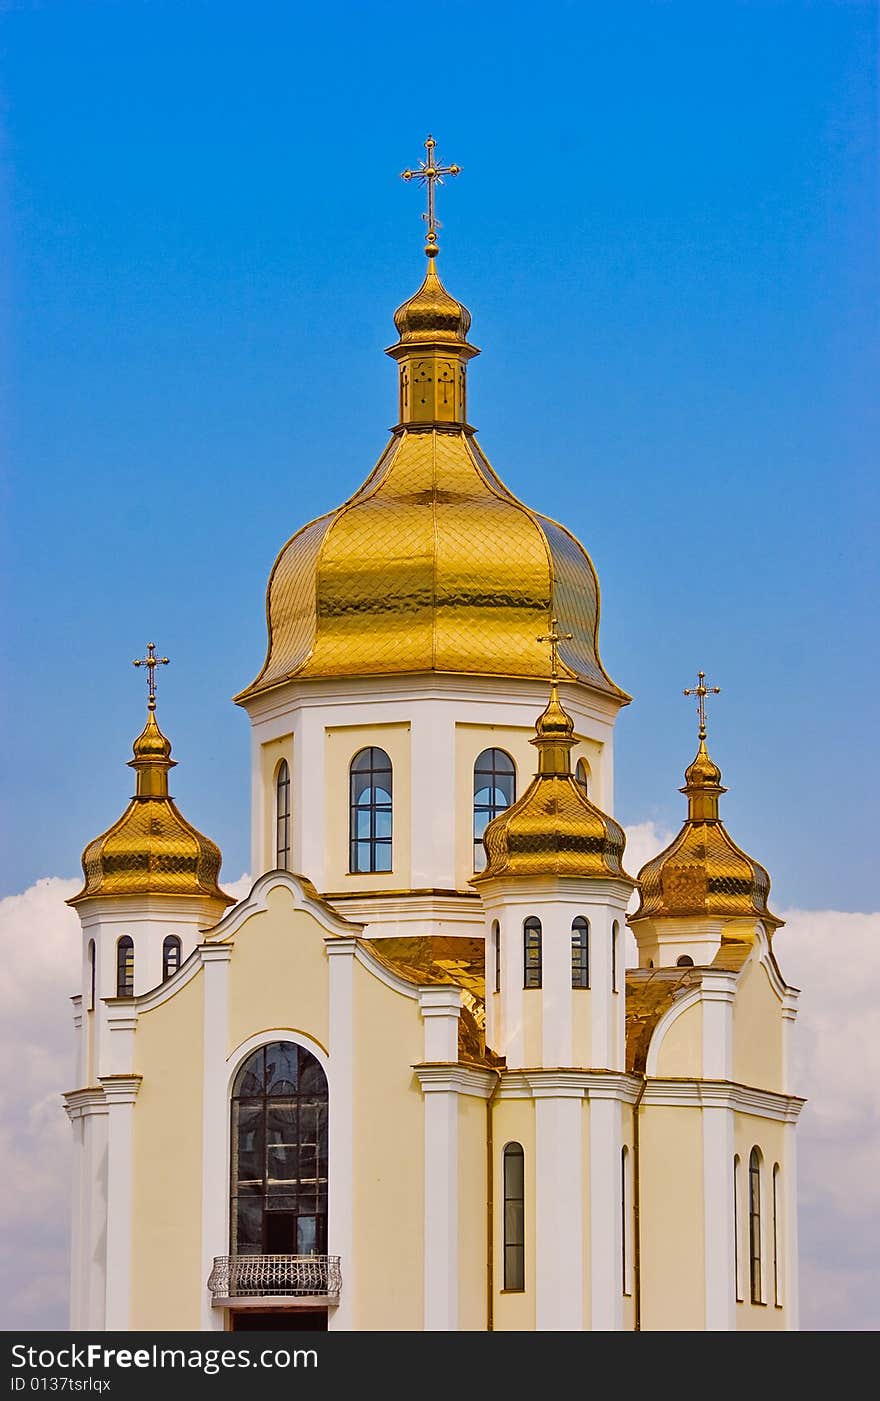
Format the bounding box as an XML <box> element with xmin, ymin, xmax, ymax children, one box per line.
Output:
<box><xmin>133</xmin><ymin>642</ymin><xmax>170</xmax><ymax>711</ymax></box>
<box><xmin>401</xmin><ymin>134</ymin><xmax>462</xmax><ymax>257</ymax></box>
<box><xmin>683</xmin><ymin>670</ymin><xmax>721</xmax><ymax>741</ymax></box>
<box><xmin>537</xmin><ymin>617</ymin><xmax>573</xmax><ymax>683</ymax></box>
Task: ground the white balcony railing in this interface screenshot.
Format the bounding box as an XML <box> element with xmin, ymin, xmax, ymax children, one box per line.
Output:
<box><xmin>208</xmin><ymin>1254</ymin><xmax>342</xmax><ymax>1304</ymax></box>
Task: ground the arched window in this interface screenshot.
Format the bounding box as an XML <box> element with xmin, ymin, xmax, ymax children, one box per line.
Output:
<box><xmin>773</xmin><ymin>1164</ymin><xmax>782</xmax><ymax>1306</ymax></box>
<box><xmin>749</xmin><ymin>1147</ymin><xmax>763</xmax><ymax>1303</ymax></box>
<box><xmin>162</xmin><ymin>935</ymin><xmax>182</xmax><ymax>981</ymax></box>
<box><xmin>621</xmin><ymin>1146</ymin><xmax>632</xmax><ymax>1296</ymax></box>
<box><xmin>87</xmin><ymin>939</ymin><xmax>96</xmax><ymax>1011</ymax></box>
<box><xmin>571</xmin><ymin>917</ymin><xmax>590</xmax><ymax>988</ymax></box>
<box><xmin>523</xmin><ymin>917</ymin><xmax>542</xmax><ymax>989</ymax></box>
<box><xmin>734</xmin><ymin>1154</ymin><xmax>744</xmax><ymax>1301</ymax></box>
<box><xmin>676</xmin><ymin>954</ymin><xmax>695</xmax><ymax>968</ymax></box>
<box><xmin>503</xmin><ymin>1142</ymin><xmax>525</xmax><ymax>1291</ymax></box>
<box><xmin>349</xmin><ymin>748</ymin><xmax>392</xmax><ymax>874</ymax></box>
<box><xmin>612</xmin><ymin>920</ymin><xmax>620</xmax><ymax>992</ymax></box>
<box><xmin>575</xmin><ymin>757</ymin><xmax>590</xmax><ymax>797</ymax></box>
<box><xmin>275</xmin><ymin>759</ymin><xmax>291</xmax><ymax>871</ymax></box>
<box><xmin>230</xmin><ymin>1041</ymin><xmax>328</xmax><ymax>1257</ymax></box>
<box><xmin>473</xmin><ymin>749</ymin><xmax>516</xmax><ymax>872</ymax></box>
<box><xmin>116</xmin><ymin>936</ymin><xmax>134</xmax><ymax>998</ymax></box>
<box><xmin>492</xmin><ymin>920</ymin><xmax>501</xmax><ymax>994</ymax></box>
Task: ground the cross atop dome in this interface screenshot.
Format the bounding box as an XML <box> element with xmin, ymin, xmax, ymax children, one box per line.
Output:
<box><xmin>401</xmin><ymin>134</ymin><xmax>462</xmax><ymax>256</ymax></box>
<box><xmin>683</xmin><ymin>669</ymin><xmax>721</xmax><ymax>741</ymax></box>
<box><xmin>133</xmin><ymin>642</ymin><xmax>170</xmax><ymax>712</ymax></box>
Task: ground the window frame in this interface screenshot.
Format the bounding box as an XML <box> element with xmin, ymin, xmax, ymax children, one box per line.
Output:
<box><xmin>349</xmin><ymin>747</ymin><xmax>393</xmax><ymax>875</ymax></box>
<box><xmin>571</xmin><ymin>916</ymin><xmax>590</xmax><ymax>989</ymax></box>
<box><xmin>116</xmin><ymin>936</ymin><xmax>134</xmax><ymax>998</ymax></box>
<box><xmin>492</xmin><ymin>920</ymin><xmax>501</xmax><ymax>994</ymax></box>
<box><xmin>473</xmin><ymin>748</ymin><xmax>516</xmax><ymax>873</ymax></box>
<box><xmin>162</xmin><ymin>934</ymin><xmax>182</xmax><ymax>981</ymax></box>
<box><xmin>611</xmin><ymin>920</ymin><xmax>620</xmax><ymax>993</ymax></box>
<box><xmin>574</xmin><ymin>757</ymin><xmax>590</xmax><ymax>797</ymax></box>
<box><xmin>523</xmin><ymin>917</ymin><xmax>542</xmax><ymax>990</ymax></box>
<box><xmin>275</xmin><ymin>759</ymin><xmax>291</xmax><ymax>871</ymax></box>
<box><xmin>502</xmin><ymin>1142</ymin><xmax>525</xmax><ymax>1292</ymax></box>
<box><xmin>749</xmin><ymin>1147</ymin><xmax>763</xmax><ymax>1303</ymax></box>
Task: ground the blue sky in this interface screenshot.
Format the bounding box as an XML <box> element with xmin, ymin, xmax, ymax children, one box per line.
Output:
<box><xmin>2</xmin><ymin>0</ymin><xmax>877</xmax><ymax>909</ymax></box>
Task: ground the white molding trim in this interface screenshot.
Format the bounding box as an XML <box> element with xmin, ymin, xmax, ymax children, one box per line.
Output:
<box><xmin>496</xmin><ymin>1069</ymin><xmax>642</xmax><ymax>1103</ymax></box>
<box><xmin>225</xmin><ymin>1026</ymin><xmax>331</xmax><ymax>1096</ymax></box>
<box><xmin>642</xmin><ymin>1078</ymin><xmax>805</xmax><ymax>1121</ymax></box>
<box><xmin>414</xmin><ymin>1064</ymin><xmax>498</xmax><ymax>1098</ymax></box>
<box><xmin>63</xmin><ymin>1087</ymin><xmax>108</xmax><ymax>1120</ymax></box>
<box><xmin>207</xmin><ymin>870</ymin><xmax>363</xmax><ymax>942</ymax></box>
<box><xmin>325</xmin><ymin>935</ymin><xmax>421</xmax><ymax>1001</ymax></box>
<box><xmin>644</xmin><ymin>987</ymin><xmax>703</xmax><ymax>1078</ymax></box>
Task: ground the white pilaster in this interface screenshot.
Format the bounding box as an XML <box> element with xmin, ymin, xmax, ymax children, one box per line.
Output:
<box><xmin>540</xmin><ymin>912</ymin><xmax>572</xmax><ymax>1068</ymax></box>
<box><xmin>783</xmin><ymin>1125</ymin><xmax>799</xmax><ymax>1329</ymax></box>
<box><xmin>589</xmin><ymin>1092</ymin><xmax>623</xmax><ymax>1329</ymax></box>
<box><xmin>419</xmin><ymin>985</ymin><xmax>462</xmax><ymax>1062</ymax></box>
<box><xmin>99</xmin><ymin>1074</ymin><xmax>142</xmax><ymax>1330</ymax></box>
<box><xmin>296</xmin><ymin>707</ymin><xmax>327</xmax><ymax>890</ymax></box>
<box><xmin>326</xmin><ymin>938</ymin><xmax>356</xmax><ymax>1330</ymax></box>
<box><xmin>534</xmin><ymin>1088</ymin><xmax>584</xmax><ymax>1328</ymax></box>
<box><xmin>64</xmin><ymin>1089</ymin><xmax>109</xmax><ymax>1330</ymax></box>
<box><xmin>410</xmin><ymin>702</ymin><xmax>456</xmax><ymax>888</ymax></box>
<box><xmin>702</xmin><ymin>1104</ymin><xmax>735</xmax><ymax>1329</ymax></box>
<box><xmin>200</xmin><ymin>943</ymin><xmax>232</xmax><ymax>1331</ymax></box>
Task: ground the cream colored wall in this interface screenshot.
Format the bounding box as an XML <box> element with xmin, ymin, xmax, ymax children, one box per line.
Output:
<box><xmin>324</xmin><ymin>721</ymin><xmax>411</xmax><ymax>893</ymax></box>
<box><xmin>351</xmin><ymin>957</ymin><xmax>424</xmax><ymax>1329</ymax></box>
<box><xmin>733</xmin><ymin>959</ymin><xmax>784</xmax><ymax>1092</ymax></box>
<box><xmin>735</xmin><ymin>1113</ymin><xmax>788</xmax><ymax>1330</ymax></box>
<box><xmin>622</xmin><ymin>1115</ymin><xmax>635</xmax><ymax>1331</ymax></box>
<box><xmin>491</xmin><ymin>1098</ymin><xmax>536</xmax><ymax>1331</ymax></box>
<box><xmin>458</xmin><ymin>1095</ymin><xmax>489</xmax><ymax>1329</ymax></box>
<box><xmin>227</xmin><ymin>892</ymin><xmax>330</xmax><ymax>1057</ymax></box>
<box><xmin>639</xmin><ymin>1106</ymin><xmax>705</xmax><ymax>1330</ymax></box>
<box><xmin>259</xmin><ymin>734</ymin><xmax>293</xmax><ymax>874</ymax></box>
<box><xmin>654</xmin><ymin>1001</ymin><xmax>703</xmax><ymax>1078</ymax></box>
<box><xmin>572</xmin><ymin>989</ymin><xmax>591</xmax><ymax>1068</ymax></box>
<box><xmin>523</xmin><ymin>989</ymin><xmax>543</xmax><ymax>1067</ymax></box>
<box><xmin>454</xmin><ymin>722</ymin><xmax>602</xmax><ymax>889</ymax></box>
<box><xmin>130</xmin><ymin>971</ymin><xmax>204</xmax><ymax>1329</ymax></box>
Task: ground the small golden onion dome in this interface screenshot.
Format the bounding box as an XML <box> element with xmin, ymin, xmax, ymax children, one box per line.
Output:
<box><xmin>628</xmin><ymin>741</ymin><xmax>782</xmax><ymax>930</ymax></box>
<box><xmin>68</xmin><ymin>706</ymin><xmax>234</xmax><ymax>907</ymax></box>
<box><xmin>392</xmin><ymin>253</ymin><xmax>473</xmax><ymax>344</ymax></box>
<box><xmin>471</xmin><ymin>684</ymin><xmax>634</xmax><ymax>884</ymax></box>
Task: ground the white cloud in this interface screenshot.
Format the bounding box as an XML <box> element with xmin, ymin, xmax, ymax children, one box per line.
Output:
<box><xmin>0</xmin><ymin>874</ymin><xmax>876</xmax><ymax>1330</ymax></box>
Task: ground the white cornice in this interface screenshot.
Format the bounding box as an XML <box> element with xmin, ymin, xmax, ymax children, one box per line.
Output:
<box><xmin>205</xmin><ymin>870</ymin><xmax>363</xmax><ymax>942</ymax></box>
<box><xmin>497</xmin><ymin>1069</ymin><xmax>642</xmax><ymax>1102</ymax></box>
<box><xmin>414</xmin><ymin>1063</ymin><xmax>499</xmax><ymax>1098</ymax></box>
<box><xmin>474</xmin><ymin>876</ymin><xmax>635</xmax><ymax>907</ymax></box>
<box><xmin>72</xmin><ymin>893</ymin><xmax>229</xmax><ymax>927</ymax></box>
<box><xmin>63</xmin><ymin>1087</ymin><xmax>108</xmax><ymax>1121</ymax></box>
<box><xmin>641</xmin><ymin>1078</ymin><xmax>805</xmax><ymax>1122</ymax></box>
<box><xmin>98</xmin><ymin>1074</ymin><xmax>143</xmax><ymax>1106</ymax></box>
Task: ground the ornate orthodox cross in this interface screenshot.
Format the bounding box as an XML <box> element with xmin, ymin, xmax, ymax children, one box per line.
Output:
<box><xmin>401</xmin><ymin>135</ymin><xmax>461</xmax><ymax>254</ymax></box>
<box><xmin>133</xmin><ymin>642</ymin><xmax>170</xmax><ymax>711</ymax></box>
<box><xmin>537</xmin><ymin>617</ymin><xmax>573</xmax><ymax>682</ymax></box>
<box><xmin>683</xmin><ymin>670</ymin><xmax>721</xmax><ymax>741</ymax></box>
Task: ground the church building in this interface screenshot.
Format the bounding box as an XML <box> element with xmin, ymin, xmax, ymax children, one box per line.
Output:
<box><xmin>63</xmin><ymin>141</ymin><xmax>803</xmax><ymax>1332</ymax></box>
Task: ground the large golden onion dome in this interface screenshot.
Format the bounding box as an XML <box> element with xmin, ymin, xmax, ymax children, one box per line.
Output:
<box><xmin>471</xmin><ymin>683</ymin><xmax>634</xmax><ymax>883</ymax></box>
<box><xmin>628</xmin><ymin>737</ymin><xmax>782</xmax><ymax>930</ymax></box>
<box><xmin>68</xmin><ymin>706</ymin><xmax>234</xmax><ymax>906</ymax></box>
<box><xmin>236</xmin><ymin>248</ymin><xmax>627</xmax><ymax>704</ymax></box>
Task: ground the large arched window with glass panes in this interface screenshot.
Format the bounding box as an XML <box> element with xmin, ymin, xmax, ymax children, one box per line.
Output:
<box><xmin>349</xmin><ymin>747</ymin><xmax>392</xmax><ymax>873</ymax></box>
<box><xmin>275</xmin><ymin>760</ymin><xmax>291</xmax><ymax>871</ymax></box>
<box><xmin>230</xmin><ymin>1041</ymin><xmax>328</xmax><ymax>1257</ymax></box>
<box><xmin>473</xmin><ymin>749</ymin><xmax>516</xmax><ymax>872</ymax></box>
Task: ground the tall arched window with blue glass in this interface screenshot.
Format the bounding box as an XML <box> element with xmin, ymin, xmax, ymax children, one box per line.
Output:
<box><xmin>349</xmin><ymin>747</ymin><xmax>393</xmax><ymax>873</ymax></box>
<box><xmin>473</xmin><ymin>749</ymin><xmax>516</xmax><ymax>872</ymax></box>
<box><xmin>230</xmin><ymin>1042</ymin><xmax>328</xmax><ymax>1257</ymax></box>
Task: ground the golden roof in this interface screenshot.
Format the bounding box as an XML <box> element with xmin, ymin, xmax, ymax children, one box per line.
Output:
<box><xmin>69</xmin><ymin>707</ymin><xmax>234</xmax><ymax>907</ymax></box>
<box><xmin>628</xmin><ymin>738</ymin><xmax>782</xmax><ymax>930</ymax></box>
<box><xmin>236</xmin><ymin>252</ymin><xmax>627</xmax><ymax>704</ymax></box>
<box><xmin>471</xmin><ymin>684</ymin><xmax>634</xmax><ymax>883</ymax></box>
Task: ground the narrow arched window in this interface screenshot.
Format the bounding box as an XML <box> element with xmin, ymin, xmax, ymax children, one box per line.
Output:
<box><xmin>612</xmin><ymin>920</ymin><xmax>620</xmax><ymax>992</ymax></box>
<box><xmin>523</xmin><ymin>917</ymin><xmax>542</xmax><ymax>989</ymax></box>
<box><xmin>230</xmin><ymin>1041</ymin><xmax>328</xmax><ymax>1257</ymax></box>
<box><xmin>473</xmin><ymin>749</ymin><xmax>516</xmax><ymax>872</ymax></box>
<box><xmin>275</xmin><ymin>759</ymin><xmax>291</xmax><ymax>870</ymax></box>
<box><xmin>676</xmin><ymin>954</ymin><xmax>695</xmax><ymax>968</ymax></box>
<box><xmin>503</xmin><ymin>1142</ymin><xmax>525</xmax><ymax>1291</ymax></box>
<box><xmin>575</xmin><ymin>757</ymin><xmax>590</xmax><ymax>797</ymax></box>
<box><xmin>773</xmin><ymin>1164</ymin><xmax>782</xmax><ymax>1306</ymax></box>
<box><xmin>492</xmin><ymin>920</ymin><xmax>501</xmax><ymax>994</ymax></box>
<box><xmin>749</xmin><ymin>1147</ymin><xmax>763</xmax><ymax>1303</ymax></box>
<box><xmin>87</xmin><ymin>939</ymin><xmax>96</xmax><ymax>1011</ymax></box>
<box><xmin>571</xmin><ymin>916</ymin><xmax>590</xmax><ymax>988</ymax></box>
<box><xmin>734</xmin><ymin>1154</ymin><xmax>744</xmax><ymax>1301</ymax></box>
<box><xmin>116</xmin><ymin>936</ymin><xmax>134</xmax><ymax>998</ymax></box>
<box><xmin>349</xmin><ymin>748</ymin><xmax>392</xmax><ymax>873</ymax></box>
<box><xmin>162</xmin><ymin>935</ymin><xmax>182</xmax><ymax>981</ymax></box>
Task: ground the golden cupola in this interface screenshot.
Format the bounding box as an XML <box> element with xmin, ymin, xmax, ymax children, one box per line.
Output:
<box><xmin>236</xmin><ymin>137</ymin><xmax>627</xmax><ymax>705</ymax></box>
<box><xmin>629</xmin><ymin>733</ymin><xmax>782</xmax><ymax>932</ymax></box>
<box><xmin>68</xmin><ymin>703</ymin><xmax>234</xmax><ymax>907</ymax></box>
<box><xmin>472</xmin><ymin>678</ymin><xmax>634</xmax><ymax>884</ymax></box>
